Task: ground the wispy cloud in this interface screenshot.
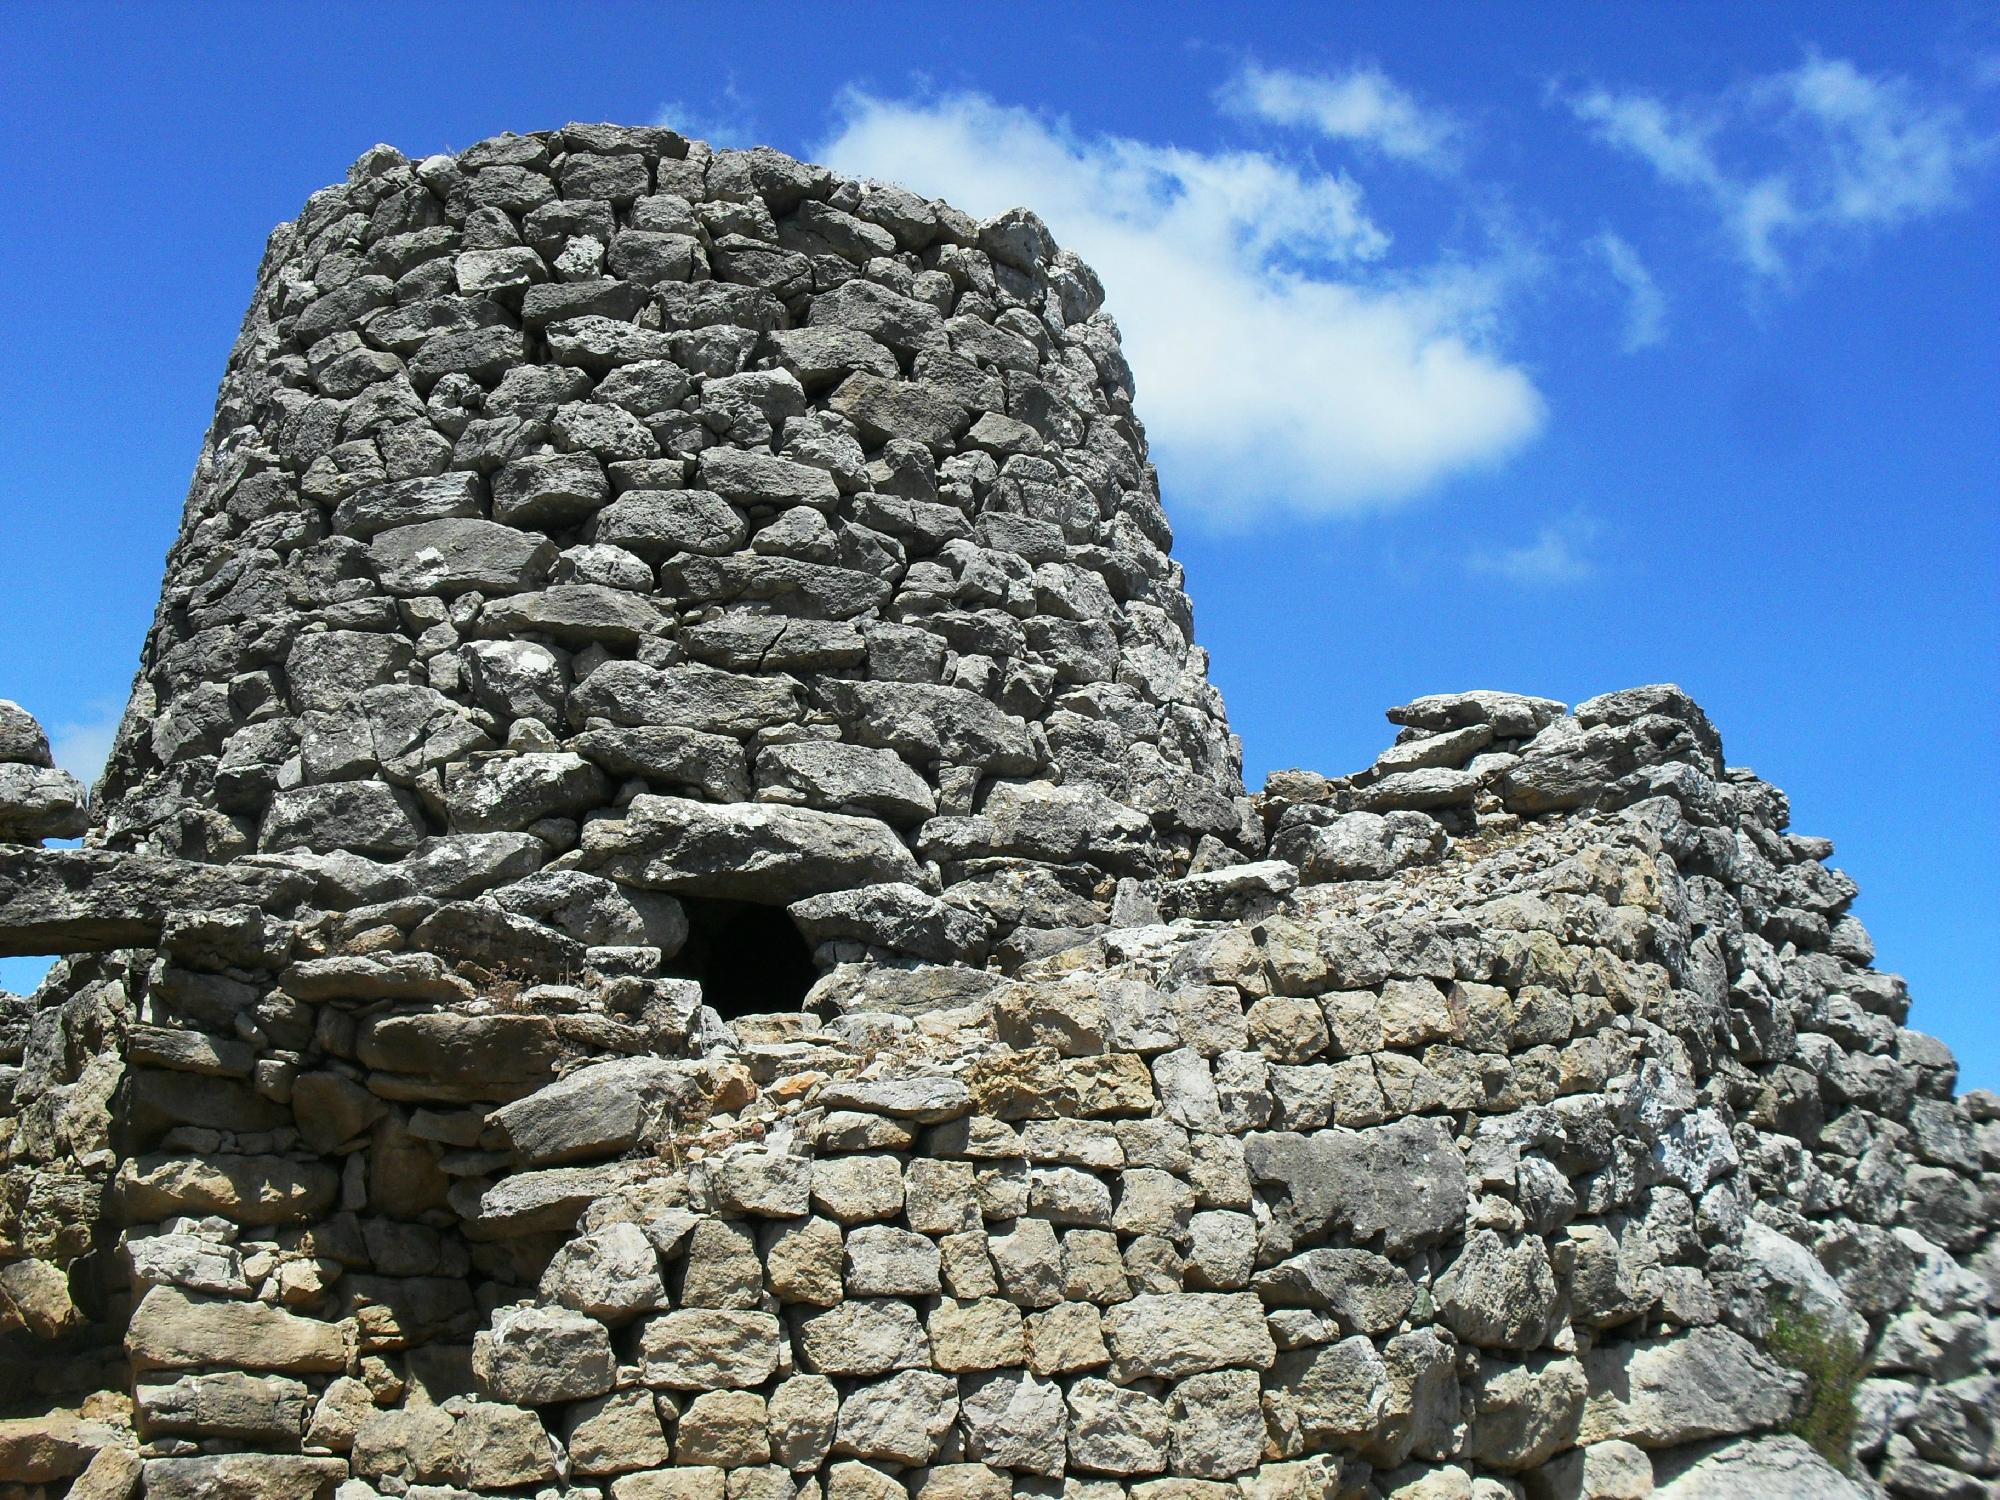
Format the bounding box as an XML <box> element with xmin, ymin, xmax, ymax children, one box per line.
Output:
<box><xmin>1469</xmin><ymin>513</ymin><xmax>1601</xmax><ymax>585</ymax></box>
<box><xmin>48</xmin><ymin>699</ymin><xmax>122</xmax><ymax>785</ymax></box>
<box><xmin>818</xmin><ymin>89</ymin><xmax>1542</xmax><ymax>523</ymax></box>
<box><xmin>656</xmin><ymin>79</ymin><xmax>760</xmax><ymax>150</ymax></box>
<box><xmin>1219</xmin><ymin>63</ymin><xmax>1462</xmax><ymax>172</ymax></box>
<box><xmin>1564</xmin><ymin>54</ymin><xmax>1996</xmax><ymax>279</ymax></box>
<box><xmin>1591</xmin><ymin>231</ymin><xmax>1667</xmax><ymax>350</ymax></box>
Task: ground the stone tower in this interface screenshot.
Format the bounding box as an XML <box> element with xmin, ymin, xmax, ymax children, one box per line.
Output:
<box><xmin>93</xmin><ymin>124</ymin><xmax>1248</xmax><ymax>998</ymax></box>
<box><xmin>0</xmin><ymin>128</ymin><xmax>1993</xmax><ymax>1500</ymax></box>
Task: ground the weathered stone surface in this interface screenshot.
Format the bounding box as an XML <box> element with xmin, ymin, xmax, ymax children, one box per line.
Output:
<box><xmin>0</xmin><ymin>846</ymin><xmax>310</xmax><ymax>956</ymax></box>
<box><xmin>1464</xmin><ymin>1353</ymin><xmax>1588</xmax><ymax>1471</ymax></box>
<box><xmin>1650</xmin><ymin>1434</ymin><xmax>1870</xmax><ymax>1498</ymax></box>
<box><xmin>797</xmin><ymin>1299</ymin><xmax>931</xmax><ymax>1376</ymax></box>
<box><xmin>487</xmin><ymin>1056</ymin><xmax>702</xmax><ymax>1165</ymax></box>
<box><xmin>1275</xmin><ymin>809</ymin><xmax>1448</xmax><ymax>883</ymax></box>
<box><xmin>1102</xmin><ymin>1293</ymin><xmax>1275</xmax><ymax>1381</ymax></box>
<box><xmin>368</xmin><ymin>517</ymin><xmax>557</xmax><ymax>597</ymax></box>
<box><xmin>770</xmin><ymin>1374</ymin><xmax>839</xmax><ymax>1472</ymax></box>
<box><xmin>1066</xmin><ymin>1376</ymin><xmax>1170</xmax><ymax>1475</ymax></box>
<box><xmin>473</xmin><ymin>1303</ymin><xmax>616</xmax><ymax>1404</ymax></box>
<box><xmin>579</xmin><ymin>794</ymin><xmax>922</xmax><ymax>900</ymax></box>
<box><xmin>835</xmin><ymin>1369</ymin><xmax>959</xmax><ymax>1465</ymax></box>
<box><xmin>0</xmin><ymin>763</ymin><xmax>89</xmax><ymax>841</ymax></box>
<box><xmin>1245</xmin><ymin>1118</ymin><xmax>1467</xmax><ymax>1255</ymax></box>
<box><xmin>9</xmin><ymin>132</ymin><xmax>1995</xmax><ymax>1500</ymax></box>
<box><xmin>959</xmin><ymin>1369</ymin><xmax>1067</xmax><ymax>1477</ymax></box>
<box><xmin>1254</xmin><ymin>1248</ymin><xmax>1417</xmax><ymax>1335</ymax></box>
<box><xmin>136</xmin><ymin>1371</ymin><xmax>309</xmax><ymax>1441</ymax></box>
<box><xmin>1437</xmin><ymin>1230</ymin><xmax>1560</xmax><ymax>1350</ymax></box>
<box><xmin>141</xmin><ymin>1455</ymin><xmax>348</xmax><ymax>1500</ymax></box>
<box><xmin>1579</xmin><ymin>1328</ymin><xmax>1803</xmax><ymax>1447</ymax></box>
<box><xmin>0</xmin><ymin>701</ymin><xmax>55</xmax><ymax>767</ymax></box>
<box><xmin>640</xmin><ymin>1309</ymin><xmax>783</xmax><ymax>1388</ymax></box>
<box><xmin>126</xmin><ymin>1286</ymin><xmax>345</xmax><ymax>1372</ymax></box>
<box><xmin>356</xmin><ymin>1011</ymin><xmax>560</xmax><ymax>1096</ymax></box>
<box><xmin>115</xmin><ymin>1153</ymin><xmax>338</xmax><ymax>1226</ymax></box>
<box><xmin>261</xmin><ymin>781</ymin><xmax>428</xmax><ymax>855</ymax></box>
<box><xmin>566</xmin><ymin>1389</ymin><xmax>670</xmax><ymax>1476</ymax></box>
<box><xmin>0</xmin><ymin>1415</ymin><xmax>127</xmax><ymax>1484</ymax></box>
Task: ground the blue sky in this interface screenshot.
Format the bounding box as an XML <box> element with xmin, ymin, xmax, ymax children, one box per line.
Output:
<box><xmin>3</xmin><ymin>4</ymin><xmax>1995</xmax><ymax>1084</ymax></box>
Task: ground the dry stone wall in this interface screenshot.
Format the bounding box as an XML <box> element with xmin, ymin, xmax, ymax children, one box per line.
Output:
<box><xmin>0</xmin><ymin>130</ymin><xmax>1995</xmax><ymax>1500</ymax></box>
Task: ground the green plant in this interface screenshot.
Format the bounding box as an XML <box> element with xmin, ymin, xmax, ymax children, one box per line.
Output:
<box><xmin>1766</xmin><ymin>1304</ymin><xmax>1865</xmax><ymax>1472</ymax></box>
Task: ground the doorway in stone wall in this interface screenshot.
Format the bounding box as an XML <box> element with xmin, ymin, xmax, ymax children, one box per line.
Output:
<box><xmin>672</xmin><ymin>897</ymin><xmax>819</xmax><ymax>1018</ymax></box>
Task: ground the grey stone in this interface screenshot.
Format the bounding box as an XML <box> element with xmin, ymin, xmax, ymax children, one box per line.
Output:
<box><xmin>0</xmin><ymin>701</ymin><xmax>54</xmax><ymax>766</ymax></box>
<box><xmin>639</xmin><ymin>1308</ymin><xmax>783</xmax><ymax>1389</ymax></box>
<box><xmin>568</xmin><ymin>724</ymin><xmax>750</xmax><ymax>801</ymax></box>
<box><xmin>538</xmin><ymin>1222</ymin><xmax>667</xmax><ymax>1322</ymax></box>
<box><xmin>1275</xmin><ymin>810</ymin><xmax>1448</xmax><ymax>883</ymax></box>
<box><xmin>1387</xmin><ymin>691</ymin><xmax>1567</xmax><ymax>738</ymax></box>
<box><xmin>591</xmin><ymin>488</ymin><xmax>748</xmax><ymax>557</ymax></box>
<box><xmin>0</xmin><ymin>764</ymin><xmax>89</xmax><ymax>841</ymax></box>
<box><xmin>791</xmin><ymin>882</ymin><xmax>992</xmax><ymax>962</ymax></box>
<box><xmin>829</xmin><ymin>372</ymin><xmax>970</xmax><ymax>451</ymax></box>
<box><xmin>488</xmin><ymin>1057</ymin><xmax>703</xmax><ymax>1166</ymax></box>
<box><xmin>1437</xmin><ymin>1230</ymin><xmax>1561</xmax><ymax>1350</ymax></box>
<box><xmin>368</xmin><ymin>518</ymin><xmax>556</xmax><ymax>596</ymax></box>
<box><xmin>1168</xmin><ymin>1369</ymin><xmax>1265</xmax><ymax>1479</ymax></box>
<box><xmin>758</xmin><ymin>740</ymin><xmax>937</xmax><ymax>823</ymax></box>
<box><xmin>797</xmin><ymin>1299</ymin><xmax>930</xmax><ymax>1376</ymax></box>
<box><xmin>1254</xmin><ymin>1248</ymin><xmax>1417</xmax><ymax>1335</ymax></box>
<box><xmin>1651</xmin><ymin>1434</ymin><xmax>1868</xmax><ymax>1499</ymax></box>
<box><xmin>141</xmin><ymin>1456</ymin><xmax>349</xmax><ymax>1500</ymax></box>
<box><xmin>959</xmin><ymin>1370</ymin><xmax>1067</xmax><ymax>1478</ymax></box>
<box><xmin>1065</xmin><ymin>1377</ymin><xmax>1170</xmax><ymax>1476</ymax></box>
<box><xmin>446</xmin><ymin>752</ymin><xmax>608</xmax><ymax>832</ymax></box>
<box><xmin>569</xmin><ymin>661</ymin><xmax>801</xmax><ymax>736</ymax></box>
<box><xmin>478</xmin><ymin>584</ymin><xmax>668</xmax><ymax>646</ymax></box>
<box><xmin>1244</xmin><ymin>1118</ymin><xmax>1467</xmax><ymax>1256</ymax></box>
<box><xmin>1579</xmin><ymin>1328</ymin><xmax>1803</xmax><ymax>1447</ymax></box>
<box><xmin>580</xmin><ymin>794</ymin><xmax>922</xmax><ymax>901</ymax></box>
<box><xmin>332</xmin><ymin>472</ymin><xmax>484</xmax><ymax>539</ymax></box>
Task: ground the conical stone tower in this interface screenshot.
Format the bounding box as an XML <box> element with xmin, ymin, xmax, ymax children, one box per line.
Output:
<box><xmin>94</xmin><ymin>124</ymin><xmax>1250</xmax><ymax>995</ymax></box>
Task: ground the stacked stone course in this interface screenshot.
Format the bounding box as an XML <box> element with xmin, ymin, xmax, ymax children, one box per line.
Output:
<box><xmin>0</xmin><ymin>130</ymin><xmax>1994</xmax><ymax>1500</ymax></box>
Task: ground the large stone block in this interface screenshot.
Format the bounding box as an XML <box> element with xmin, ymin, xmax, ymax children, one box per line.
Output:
<box><xmin>580</xmin><ymin>794</ymin><xmax>921</xmax><ymax>901</ymax></box>
<box><xmin>125</xmin><ymin>1287</ymin><xmax>345</xmax><ymax>1373</ymax></box>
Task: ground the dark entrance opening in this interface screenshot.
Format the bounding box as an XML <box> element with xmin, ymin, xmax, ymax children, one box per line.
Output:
<box><xmin>674</xmin><ymin>898</ymin><xmax>819</xmax><ymax>1018</ymax></box>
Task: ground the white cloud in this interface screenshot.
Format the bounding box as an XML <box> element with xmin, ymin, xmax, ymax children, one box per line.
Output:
<box><xmin>656</xmin><ymin>80</ymin><xmax>760</xmax><ymax>150</ymax></box>
<box><xmin>1219</xmin><ymin>63</ymin><xmax>1461</xmax><ymax>170</ymax></box>
<box><xmin>1567</xmin><ymin>55</ymin><xmax>1995</xmax><ymax>278</ymax></box>
<box><xmin>1469</xmin><ymin>514</ymin><xmax>1600</xmax><ymax>585</ymax></box>
<box><xmin>1591</xmin><ymin>231</ymin><xmax>1667</xmax><ymax>350</ymax></box>
<box><xmin>48</xmin><ymin>700</ymin><xmax>122</xmax><ymax>786</ymax></box>
<box><xmin>817</xmin><ymin>91</ymin><xmax>1543</xmax><ymax>522</ymax></box>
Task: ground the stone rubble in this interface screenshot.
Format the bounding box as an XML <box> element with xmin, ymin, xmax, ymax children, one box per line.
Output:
<box><xmin>0</xmin><ymin>129</ymin><xmax>1993</xmax><ymax>1500</ymax></box>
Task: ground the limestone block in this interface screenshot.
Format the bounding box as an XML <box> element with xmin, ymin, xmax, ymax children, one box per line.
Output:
<box><xmin>1578</xmin><ymin>1328</ymin><xmax>1803</xmax><ymax>1448</ymax></box>
<box><xmin>1102</xmin><ymin>1292</ymin><xmax>1275</xmax><ymax>1382</ymax></box>
<box><xmin>834</xmin><ymin>1369</ymin><xmax>958</xmax><ymax>1466</ymax></box>
<box><xmin>472</xmin><ymin>1303</ymin><xmax>615</xmax><ymax>1405</ymax></box>
<box><xmin>958</xmin><ymin>1369</ymin><xmax>1067</xmax><ymax>1478</ymax></box>
<box><xmin>565</xmin><ymin>1389</ymin><xmax>671</xmax><ymax>1476</ymax></box>
<box><xmin>640</xmin><ymin>1309</ymin><xmax>783</xmax><ymax>1389</ymax></box>
<box><xmin>796</xmin><ymin>1299</ymin><xmax>930</xmax><ymax>1376</ymax></box>
<box><xmin>580</xmin><ymin>794</ymin><xmax>922</xmax><ymax>902</ymax></box>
